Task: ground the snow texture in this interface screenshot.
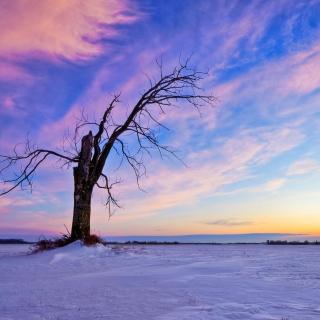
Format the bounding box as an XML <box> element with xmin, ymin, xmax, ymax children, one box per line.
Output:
<box><xmin>0</xmin><ymin>243</ymin><xmax>319</xmax><ymax>319</ymax></box>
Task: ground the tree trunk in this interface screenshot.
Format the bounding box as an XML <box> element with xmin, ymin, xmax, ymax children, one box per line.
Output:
<box><xmin>71</xmin><ymin>131</ymin><xmax>94</xmax><ymax>240</ymax></box>
<box><xmin>71</xmin><ymin>167</ymin><xmax>93</xmax><ymax>240</ymax></box>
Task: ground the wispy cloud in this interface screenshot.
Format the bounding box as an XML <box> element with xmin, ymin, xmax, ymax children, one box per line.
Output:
<box><xmin>262</xmin><ymin>179</ymin><xmax>286</xmax><ymax>192</ymax></box>
<box><xmin>203</xmin><ymin>219</ymin><xmax>253</xmax><ymax>226</ymax></box>
<box><xmin>214</xmin><ymin>42</ymin><xmax>320</xmax><ymax>110</ymax></box>
<box><xmin>102</xmin><ymin>122</ymin><xmax>304</xmax><ymax>223</ymax></box>
<box><xmin>0</xmin><ymin>0</ymin><xmax>139</xmax><ymax>62</ymax></box>
<box><xmin>287</xmin><ymin>158</ymin><xmax>319</xmax><ymax>176</ymax></box>
<box><xmin>0</xmin><ymin>60</ymin><xmax>32</xmax><ymax>82</ymax></box>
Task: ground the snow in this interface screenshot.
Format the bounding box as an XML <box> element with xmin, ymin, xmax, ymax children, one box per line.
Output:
<box><xmin>0</xmin><ymin>243</ymin><xmax>319</xmax><ymax>319</ymax></box>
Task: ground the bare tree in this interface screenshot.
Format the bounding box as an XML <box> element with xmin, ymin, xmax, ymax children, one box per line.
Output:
<box><xmin>0</xmin><ymin>60</ymin><xmax>215</xmax><ymax>240</ymax></box>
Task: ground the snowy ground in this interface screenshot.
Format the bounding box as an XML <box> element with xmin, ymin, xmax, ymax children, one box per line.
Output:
<box><xmin>0</xmin><ymin>243</ymin><xmax>319</xmax><ymax>319</ymax></box>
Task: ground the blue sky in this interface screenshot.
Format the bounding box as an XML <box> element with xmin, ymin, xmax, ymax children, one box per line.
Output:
<box><xmin>0</xmin><ymin>0</ymin><xmax>320</xmax><ymax>240</ymax></box>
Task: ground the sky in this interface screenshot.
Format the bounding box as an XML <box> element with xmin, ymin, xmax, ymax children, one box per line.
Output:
<box><xmin>0</xmin><ymin>0</ymin><xmax>320</xmax><ymax>241</ymax></box>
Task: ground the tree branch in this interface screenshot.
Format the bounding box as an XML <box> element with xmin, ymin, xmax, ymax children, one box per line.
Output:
<box><xmin>94</xmin><ymin>59</ymin><xmax>215</xmax><ymax>185</ymax></box>
<box><xmin>0</xmin><ymin>143</ymin><xmax>78</xmax><ymax>196</ymax></box>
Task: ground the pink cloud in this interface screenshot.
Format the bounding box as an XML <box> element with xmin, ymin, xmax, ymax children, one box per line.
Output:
<box><xmin>0</xmin><ymin>209</ymin><xmax>70</xmax><ymax>234</ymax></box>
<box><xmin>0</xmin><ymin>0</ymin><xmax>138</xmax><ymax>62</ymax></box>
<box><xmin>262</xmin><ymin>178</ymin><xmax>286</xmax><ymax>192</ymax></box>
<box><xmin>2</xmin><ymin>97</ymin><xmax>15</xmax><ymax>110</ymax></box>
<box><xmin>0</xmin><ymin>61</ymin><xmax>32</xmax><ymax>82</ymax></box>
<box><xmin>255</xmin><ymin>44</ymin><xmax>320</xmax><ymax>98</ymax></box>
<box><xmin>287</xmin><ymin>158</ymin><xmax>319</xmax><ymax>176</ymax></box>
<box><xmin>201</xmin><ymin>1</ymin><xmax>289</xmax><ymax>71</ymax></box>
<box><xmin>215</xmin><ymin>42</ymin><xmax>320</xmax><ymax>107</ymax></box>
<box><xmin>281</xmin><ymin>47</ymin><xmax>320</xmax><ymax>95</ymax></box>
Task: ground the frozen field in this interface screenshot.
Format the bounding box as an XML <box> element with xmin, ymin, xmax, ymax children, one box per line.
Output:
<box><xmin>0</xmin><ymin>243</ymin><xmax>319</xmax><ymax>319</ymax></box>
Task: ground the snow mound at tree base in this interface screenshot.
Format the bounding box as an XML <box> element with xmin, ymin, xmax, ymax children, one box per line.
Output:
<box><xmin>48</xmin><ymin>240</ymin><xmax>111</xmax><ymax>264</ymax></box>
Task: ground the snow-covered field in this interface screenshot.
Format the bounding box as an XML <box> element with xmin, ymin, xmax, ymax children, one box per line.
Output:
<box><xmin>1</xmin><ymin>243</ymin><xmax>319</xmax><ymax>319</ymax></box>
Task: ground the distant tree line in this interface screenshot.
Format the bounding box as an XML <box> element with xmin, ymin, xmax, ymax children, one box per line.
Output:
<box><xmin>0</xmin><ymin>239</ymin><xmax>34</xmax><ymax>244</ymax></box>
<box><xmin>266</xmin><ymin>240</ymin><xmax>320</xmax><ymax>245</ymax></box>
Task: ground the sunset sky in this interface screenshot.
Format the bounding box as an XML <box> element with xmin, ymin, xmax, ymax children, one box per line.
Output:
<box><xmin>0</xmin><ymin>0</ymin><xmax>320</xmax><ymax>240</ymax></box>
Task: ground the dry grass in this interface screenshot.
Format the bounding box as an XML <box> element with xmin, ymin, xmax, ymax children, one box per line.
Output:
<box><xmin>31</xmin><ymin>233</ymin><xmax>106</xmax><ymax>253</ymax></box>
<box><xmin>31</xmin><ymin>233</ymin><xmax>74</xmax><ymax>253</ymax></box>
<box><xmin>83</xmin><ymin>234</ymin><xmax>106</xmax><ymax>246</ymax></box>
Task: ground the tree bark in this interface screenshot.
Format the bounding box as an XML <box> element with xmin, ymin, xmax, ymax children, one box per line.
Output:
<box><xmin>71</xmin><ymin>168</ymin><xmax>93</xmax><ymax>239</ymax></box>
<box><xmin>71</xmin><ymin>131</ymin><xmax>94</xmax><ymax>240</ymax></box>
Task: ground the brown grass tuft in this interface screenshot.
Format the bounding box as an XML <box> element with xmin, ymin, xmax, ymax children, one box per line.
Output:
<box><xmin>83</xmin><ymin>234</ymin><xmax>106</xmax><ymax>246</ymax></box>
<box><xmin>31</xmin><ymin>233</ymin><xmax>74</xmax><ymax>253</ymax></box>
<box><xmin>31</xmin><ymin>233</ymin><xmax>106</xmax><ymax>253</ymax></box>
